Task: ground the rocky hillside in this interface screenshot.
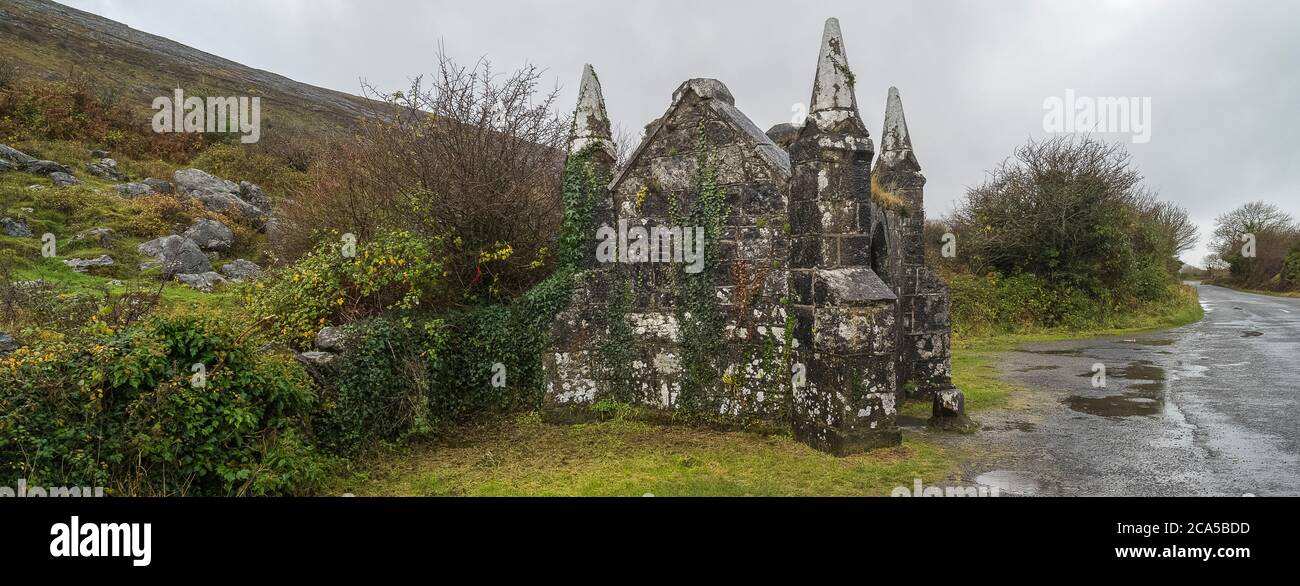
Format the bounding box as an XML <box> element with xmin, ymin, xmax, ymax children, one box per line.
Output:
<box><xmin>1</xmin><ymin>141</ymin><xmax>268</xmax><ymax>294</ymax></box>
<box><xmin>0</xmin><ymin>0</ymin><xmax>379</xmax><ymax>139</ymax></box>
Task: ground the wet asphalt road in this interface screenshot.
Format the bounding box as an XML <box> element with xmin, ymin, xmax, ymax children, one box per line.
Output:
<box><xmin>940</xmin><ymin>283</ymin><xmax>1299</xmax><ymax>496</ymax></box>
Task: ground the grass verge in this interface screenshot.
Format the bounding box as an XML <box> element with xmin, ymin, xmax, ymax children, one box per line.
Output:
<box><xmin>326</xmin><ymin>415</ymin><xmax>965</xmax><ymax>497</ymax></box>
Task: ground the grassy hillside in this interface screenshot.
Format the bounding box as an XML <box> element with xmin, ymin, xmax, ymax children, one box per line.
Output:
<box><xmin>0</xmin><ymin>0</ymin><xmax>378</xmax><ymax>141</ymax></box>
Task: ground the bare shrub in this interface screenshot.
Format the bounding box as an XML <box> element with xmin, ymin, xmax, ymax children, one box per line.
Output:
<box><xmin>1210</xmin><ymin>201</ymin><xmax>1299</xmax><ymax>288</ymax></box>
<box><xmin>278</xmin><ymin>47</ymin><xmax>567</xmax><ymax>306</ymax></box>
<box><xmin>0</xmin><ymin>62</ymin><xmax>17</xmax><ymax>89</ymax></box>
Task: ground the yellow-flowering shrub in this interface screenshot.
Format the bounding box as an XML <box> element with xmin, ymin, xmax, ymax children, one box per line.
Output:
<box><xmin>248</xmin><ymin>229</ymin><xmax>444</xmax><ymax>348</ymax></box>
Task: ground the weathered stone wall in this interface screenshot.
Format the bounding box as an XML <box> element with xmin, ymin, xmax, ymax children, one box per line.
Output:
<box><xmin>545</xmin><ymin>79</ymin><xmax>796</xmax><ymax>424</ymax></box>
<box><xmin>543</xmin><ymin>17</ymin><xmax>969</xmax><ymax>453</ymax></box>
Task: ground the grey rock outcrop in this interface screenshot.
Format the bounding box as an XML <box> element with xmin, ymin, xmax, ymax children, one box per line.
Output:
<box><xmin>182</xmin><ymin>218</ymin><xmax>234</xmax><ymax>251</ymax></box>
<box><xmin>0</xmin><ymin>144</ymin><xmax>36</xmax><ymax>165</ymax></box>
<box><xmin>295</xmin><ymin>351</ymin><xmax>336</xmax><ymax>369</ymax></box>
<box><xmin>85</xmin><ymin>158</ymin><xmax>128</xmax><ymax>181</ymax></box>
<box><xmin>115</xmin><ymin>182</ymin><xmax>154</xmax><ymax>198</ymax></box>
<box><xmin>72</xmin><ymin>227</ymin><xmax>115</xmax><ymax>248</ymax></box>
<box><xmin>174</xmin><ymin>169</ymin><xmax>266</xmax><ymax>223</ymax></box>
<box><xmin>174</xmin><ymin>271</ymin><xmax>226</xmax><ymax>292</ymax></box>
<box><xmin>142</xmin><ymin>177</ymin><xmax>174</xmax><ymax>194</ymax></box>
<box><xmin>239</xmin><ymin>181</ymin><xmax>272</xmax><ymax>212</ymax></box>
<box><xmin>0</xmin><ymin>333</ymin><xmax>19</xmax><ymax>357</ymax></box>
<box><xmin>0</xmin><ymin>160</ymin><xmax>13</xmax><ymax>173</ymax></box>
<box><xmin>219</xmin><ymin>258</ymin><xmax>262</xmax><ymax>280</ymax></box>
<box><xmin>315</xmin><ymin>326</ymin><xmax>347</xmax><ymax>352</ymax></box>
<box><xmin>23</xmin><ymin>160</ymin><xmax>73</xmax><ymax>176</ymax></box>
<box><xmin>64</xmin><ymin>255</ymin><xmax>114</xmax><ymax>272</ymax></box>
<box><xmin>1</xmin><ymin>217</ymin><xmax>33</xmax><ymax>237</ymax></box>
<box><xmin>49</xmin><ymin>172</ymin><xmax>81</xmax><ymax>187</ymax></box>
<box><xmin>137</xmin><ymin>235</ymin><xmax>211</xmax><ymax>276</ymax></box>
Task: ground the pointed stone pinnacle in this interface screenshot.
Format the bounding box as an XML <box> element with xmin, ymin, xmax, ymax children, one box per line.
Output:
<box><xmin>879</xmin><ymin>86</ymin><xmax>919</xmax><ymax>170</ymax></box>
<box><xmin>570</xmin><ymin>63</ymin><xmax>614</xmax><ymax>157</ymax></box>
<box><xmin>809</xmin><ymin>17</ymin><xmax>860</xmax><ymax>124</ymax></box>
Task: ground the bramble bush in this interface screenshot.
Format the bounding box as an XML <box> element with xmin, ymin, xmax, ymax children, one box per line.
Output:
<box><xmin>0</xmin><ymin>314</ymin><xmax>326</xmax><ymax>496</ymax></box>
<box><xmin>248</xmin><ymin>229</ymin><xmax>444</xmax><ymax>348</ymax></box>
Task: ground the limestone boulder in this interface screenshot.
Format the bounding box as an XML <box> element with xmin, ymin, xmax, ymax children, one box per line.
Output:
<box><xmin>137</xmin><ymin>235</ymin><xmax>211</xmax><ymax>276</ymax></box>
<box><xmin>219</xmin><ymin>258</ymin><xmax>262</xmax><ymax>280</ymax></box>
<box><xmin>182</xmin><ymin>218</ymin><xmax>235</xmax><ymax>251</ymax></box>
<box><xmin>72</xmin><ymin>227</ymin><xmax>115</xmax><ymax>248</ymax></box>
<box><xmin>142</xmin><ymin>177</ymin><xmax>174</xmax><ymax>194</ymax></box>
<box><xmin>175</xmin><ymin>271</ymin><xmax>226</xmax><ymax>292</ymax></box>
<box><xmin>23</xmin><ymin>160</ymin><xmax>72</xmax><ymax>176</ymax></box>
<box><xmin>174</xmin><ymin>169</ymin><xmax>265</xmax><ymax>223</ymax></box>
<box><xmin>115</xmin><ymin>182</ymin><xmax>154</xmax><ymax>198</ymax></box>
<box><xmin>0</xmin><ymin>333</ymin><xmax>19</xmax><ymax>356</ymax></box>
<box><xmin>315</xmin><ymin>326</ymin><xmax>348</xmax><ymax>352</ymax></box>
<box><xmin>64</xmin><ymin>255</ymin><xmax>114</xmax><ymax>273</ymax></box>
<box><xmin>1</xmin><ymin>217</ymin><xmax>32</xmax><ymax>237</ymax></box>
<box><xmin>85</xmin><ymin>158</ymin><xmax>128</xmax><ymax>181</ymax></box>
<box><xmin>296</xmin><ymin>351</ymin><xmax>336</xmax><ymax>369</ymax></box>
<box><xmin>0</xmin><ymin>144</ymin><xmax>37</xmax><ymax>165</ymax></box>
<box><xmin>49</xmin><ymin>172</ymin><xmax>81</xmax><ymax>187</ymax></box>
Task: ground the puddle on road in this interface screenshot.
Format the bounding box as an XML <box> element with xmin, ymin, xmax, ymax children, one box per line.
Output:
<box><xmin>1066</xmin><ymin>359</ymin><xmax>1167</xmax><ymax>418</ymax></box>
<box><xmin>1021</xmin><ymin>348</ymin><xmax>1088</xmax><ymax>357</ymax></box>
<box><xmin>1241</xmin><ymin>331</ymin><xmax>1263</xmax><ymax>337</ymax></box>
<box><xmin>1134</xmin><ymin>339</ymin><xmax>1175</xmax><ymax>346</ymax></box>
<box><xmin>974</xmin><ymin>470</ymin><xmax>1040</xmax><ymax>496</ymax></box>
<box><xmin>1015</xmin><ymin>365</ymin><xmax>1060</xmax><ymax>372</ymax></box>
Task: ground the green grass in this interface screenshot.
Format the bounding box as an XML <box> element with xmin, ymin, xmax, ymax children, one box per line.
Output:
<box><xmin>327</xmin><ymin>415</ymin><xmax>964</xmax><ymax>497</ymax></box>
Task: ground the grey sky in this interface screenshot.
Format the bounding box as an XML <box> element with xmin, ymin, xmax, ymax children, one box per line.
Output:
<box><xmin>59</xmin><ymin>0</ymin><xmax>1300</xmax><ymax>265</ymax></box>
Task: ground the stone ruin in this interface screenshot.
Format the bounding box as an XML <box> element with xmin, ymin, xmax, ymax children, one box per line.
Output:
<box><xmin>543</xmin><ymin>17</ymin><xmax>969</xmax><ymax>455</ymax></box>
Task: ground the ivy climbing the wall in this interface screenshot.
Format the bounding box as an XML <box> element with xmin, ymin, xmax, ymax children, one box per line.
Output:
<box><xmin>671</xmin><ymin>122</ymin><xmax>729</xmax><ymax>416</ymax></box>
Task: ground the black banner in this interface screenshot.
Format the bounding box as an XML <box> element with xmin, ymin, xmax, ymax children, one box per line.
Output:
<box><xmin>0</xmin><ymin>497</ymin><xmax>1288</xmax><ymax>574</ymax></box>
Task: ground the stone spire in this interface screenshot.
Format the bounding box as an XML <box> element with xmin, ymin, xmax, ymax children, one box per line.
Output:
<box><xmin>787</xmin><ymin>18</ymin><xmax>899</xmax><ymax>455</ymax></box>
<box><xmin>807</xmin><ymin>17</ymin><xmax>865</xmax><ymax>132</ymax></box>
<box><xmin>878</xmin><ymin>87</ymin><xmax>920</xmax><ymax>171</ymax></box>
<box><xmin>569</xmin><ymin>64</ymin><xmax>615</xmax><ymax>160</ymax></box>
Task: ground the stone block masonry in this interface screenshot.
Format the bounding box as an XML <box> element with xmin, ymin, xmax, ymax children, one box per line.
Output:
<box><xmin>542</xmin><ymin>17</ymin><xmax>969</xmax><ymax>454</ymax></box>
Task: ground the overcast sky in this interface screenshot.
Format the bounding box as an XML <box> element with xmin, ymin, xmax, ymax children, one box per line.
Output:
<box><xmin>58</xmin><ymin>0</ymin><xmax>1300</xmax><ymax>265</ymax></box>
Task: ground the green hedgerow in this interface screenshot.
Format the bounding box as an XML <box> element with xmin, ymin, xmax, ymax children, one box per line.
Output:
<box><xmin>0</xmin><ymin>314</ymin><xmax>326</xmax><ymax>496</ymax></box>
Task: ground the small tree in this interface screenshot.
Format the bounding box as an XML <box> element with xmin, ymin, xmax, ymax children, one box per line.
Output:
<box><xmin>1210</xmin><ymin>201</ymin><xmax>1299</xmax><ymax>288</ymax></box>
<box><xmin>950</xmin><ymin>136</ymin><xmax>1170</xmax><ymax>295</ymax></box>
<box><xmin>279</xmin><ymin>46</ymin><xmax>568</xmax><ymax>306</ymax></box>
